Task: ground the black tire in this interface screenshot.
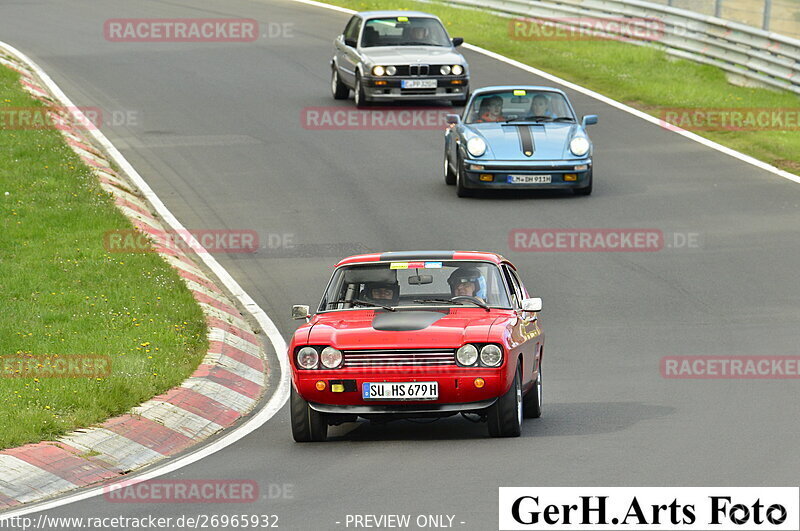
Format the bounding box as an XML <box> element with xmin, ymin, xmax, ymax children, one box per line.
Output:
<box><xmin>455</xmin><ymin>153</ymin><xmax>473</xmax><ymax>198</ymax></box>
<box><xmin>444</xmin><ymin>150</ymin><xmax>455</xmax><ymax>185</ymax></box>
<box><xmin>573</xmin><ymin>169</ymin><xmax>593</xmax><ymax>196</ymax></box>
<box><xmin>523</xmin><ymin>365</ymin><xmax>542</xmax><ymax>419</ymax></box>
<box><xmin>290</xmin><ymin>385</ymin><xmax>328</xmax><ymax>442</ymax></box>
<box><xmin>487</xmin><ymin>365</ymin><xmax>523</xmax><ymax>437</ymax></box>
<box><xmin>331</xmin><ymin>67</ymin><xmax>349</xmax><ymax>100</ymax></box>
<box><xmin>354</xmin><ymin>73</ymin><xmax>369</xmax><ymax>108</ymax></box>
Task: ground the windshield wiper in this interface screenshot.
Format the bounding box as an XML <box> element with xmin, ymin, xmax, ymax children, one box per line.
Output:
<box><xmin>414</xmin><ymin>297</ymin><xmax>491</xmax><ymax>311</ymax></box>
<box><xmin>328</xmin><ymin>299</ymin><xmax>396</xmax><ymax>311</ymax></box>
<box><xmin>413</xmin><ymin>298</ymin><xmax>464</xmax><ymax>305</ymax></box>
<box><xmin>504</xmin><ymin>115</ymin><xmax>553</xmax><ymax>123</ymax></box>
<box><xmin>552</xmin><ymin>116</ymin><xmax>575</xmax><ymax>122</ymax></box>
<box><xmin>398</xmin><ymin>42</ymin><xmax>443</xmax><ymax>46</ymax></box>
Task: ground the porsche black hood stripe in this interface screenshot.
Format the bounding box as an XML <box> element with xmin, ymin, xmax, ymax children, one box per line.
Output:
<box><xmin>379</xmin><ymin>251</ymin><xmax>455</xmax><ymax>261</ymax></box>
<box><xmin>517</xmin><ymin>125</ymin><xmax>534</xmax><ymax>157</ymax></box>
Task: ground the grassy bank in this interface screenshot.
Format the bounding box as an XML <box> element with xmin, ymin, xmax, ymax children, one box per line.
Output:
<box><xmin>0</xmin><ymin>65</ymin><xmax>207</xmax><ymax>449</ymax></box>
<box><xmin>333</xmin><ymin>0</ymin><xmax>800</xmax><ymax>174</ymax></box>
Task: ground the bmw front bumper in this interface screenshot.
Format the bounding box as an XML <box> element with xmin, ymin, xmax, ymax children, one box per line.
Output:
<box><xmin>362</xmin><ymin>75</ymin><xmax>469</xmax><ymax>101</ymax></box>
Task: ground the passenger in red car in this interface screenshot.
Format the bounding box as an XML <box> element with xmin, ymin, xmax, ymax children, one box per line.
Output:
<box><xmin>363</xmin><ymin>281</ymin><xmax>400</xmax><ymax>305</ymax></box>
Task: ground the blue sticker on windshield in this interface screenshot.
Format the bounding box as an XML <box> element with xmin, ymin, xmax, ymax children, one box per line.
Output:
<box><xmin>424</xmin><ymin>262</ymin><xmax>443</xmax><ymax>268</ymax></box>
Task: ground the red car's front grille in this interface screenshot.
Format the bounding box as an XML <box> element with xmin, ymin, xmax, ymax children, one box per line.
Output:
<box><xmin>342</xmin><ymin>348</ymin><xmax>456</xmax><ymax>368</ymax></box>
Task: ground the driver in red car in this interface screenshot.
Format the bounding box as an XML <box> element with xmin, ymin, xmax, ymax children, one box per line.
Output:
<box><xmin>447</xmin><ymin>267</ymin><xmax>486</xmax><ymax>301</ymax></box>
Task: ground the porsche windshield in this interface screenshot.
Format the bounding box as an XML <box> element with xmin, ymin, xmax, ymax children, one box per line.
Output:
<box><xmin>361</xmin><ymin>17</ymin><xmax>451</xmax><ymax>47</ymax></box>
<box><xmin>465</xmin><ymin>90</ymin><xmax>575</xmax><ymax>124</ymax></box>
<box><xmin>319</xmin><ymin>261</ymin><xmax>512</xmax><ymax>311</ymax></box>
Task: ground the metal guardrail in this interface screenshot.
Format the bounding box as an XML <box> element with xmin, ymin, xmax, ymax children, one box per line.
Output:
<box><xmin>444</xmin><ymin>0</ymin><xmax>800</xmax><ymax>95</ymax></box>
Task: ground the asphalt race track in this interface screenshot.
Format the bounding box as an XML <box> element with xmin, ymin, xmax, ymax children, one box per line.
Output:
<box><xmin>1</xmin><ymin>0</ymin><xmax>799</xmax><ymax>528</ymax></box>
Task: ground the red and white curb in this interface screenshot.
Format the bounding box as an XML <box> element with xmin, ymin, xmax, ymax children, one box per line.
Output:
<box><xmin>0</xmin><ymin>47</ymin><xmax>289</xmax><ymax>512</ymax></box>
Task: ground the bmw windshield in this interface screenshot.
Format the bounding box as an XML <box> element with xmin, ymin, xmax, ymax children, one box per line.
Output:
<box><xmin>319</xmin><ymin>261</ymin><xmax>512</xmax><ymax>311</ymax></box>
<box><xmin>361</xmin><ymin>17</ymin><xmax>452</xmax><ymax>47</ymax></box>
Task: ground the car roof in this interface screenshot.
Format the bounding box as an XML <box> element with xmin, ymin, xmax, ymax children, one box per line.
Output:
<box><xmin>357</xmin><ymin>11</ymin><xmax>440</xmax><ymax>19</ymax></box>
<box><xmin>335</xmin><ymin>251</ymin><xmax>511</xmax><ymax>268</ymax></box>
<box><xmin>471</xmin><ymin>86</ymin><xmax>568</xmax><ymax>97</ymax></box>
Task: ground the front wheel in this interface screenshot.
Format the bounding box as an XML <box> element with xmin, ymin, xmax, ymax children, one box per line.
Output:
<box><xmin>455</xmin><ymin>154</ymin><xmax>473</xmax><ymax>198</ymax></box>
<box><xmin>487</xmin><ymin>366</ymin><xmax>523</xmax><ymax>437</ymax></box>
<box><xmin>354</xmin><ymin>74</ymin><xmax>369</xmax><ymax>108</ymax></box>
<box><xmin>331</xmin><ymin>67</ymin><xmax>349</xmax><ymax>100</ymax></box>
<box><xmin>444</xmin><ymin>150</ymin><xmax>455</xmax><ymax>185</ymax></box>
<box><xmin>290</xmin><ymin>385</ymin><xmax>328</xmax><ymax>442</ymax></box>
<box><xmin>523</xmin><ymin>365</ymin><xmax>542</xmax><ymax>418</ymax></box>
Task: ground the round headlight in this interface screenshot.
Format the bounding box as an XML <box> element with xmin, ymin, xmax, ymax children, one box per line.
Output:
<box><xmin>385</xmin><ymin>65</ymin><xmax>397</xmax><ymax>75</ymax></box>
<box><xmin>297</xmin><ymin>347</ymin><xmax>319</xmax><ymax>369</ymax></box>
<box><xmin>569</xmin><ymin>136</ymin><xmax>590</xmax><ymax>157</ymax></box>
<box><xmin>456</xmin><ymin>344</ymin><xmax>479</xmax><ymax>366</ymax></box>
<box><xmin>466</xmin><ymin>137</ymin><xmax>486</xmax><ymax>157</ymax></box>
<box><xmin>372</xmin><ymin>65</ymin><xmax>385</xmax><ymax>76</ymax></box>
<box><xmin>452</xmin><ymin>64</ymin><xmax>464</xmax><ymax>75</ymax></box>
<box><xmin>440</xmin><ymin>65</ymin><xmax>452</xmax><ymax>75</ymax></box>
<box><xmin>320</xmin><ymin>346</ymin><xmax>343</xmax><ymax>369</ymax></box>
<box><xmin>480</xmin><ymin>344</ymin><xmax>503</xmax><ymax>367</ymax></box>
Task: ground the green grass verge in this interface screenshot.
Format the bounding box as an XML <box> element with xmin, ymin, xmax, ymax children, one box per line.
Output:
<box><xmin>333</xmin><ymin>0</ymin><xmax>800</xmax><ymax>175</ymax></box>
<box><xmin>0</xmin><ymin>64</ymin><xmax>208</xmax><ymax>449</ymax></box>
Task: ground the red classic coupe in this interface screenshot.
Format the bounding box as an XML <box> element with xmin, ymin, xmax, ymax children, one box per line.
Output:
<box><xmin>288</xmin><ymin>251</ymin><xmax>544</xmax><ymax>441</ymax></box>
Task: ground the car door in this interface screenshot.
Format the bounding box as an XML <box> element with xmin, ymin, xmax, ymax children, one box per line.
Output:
<box><xmin>336</xmin><ymin>16</ymin><xmax>362</xmax><ymax>86</ymax></box>
<box><xmin>502</xmin><ymin>264</ymin><xmax>540</xmax><ymax>388</ymax></box>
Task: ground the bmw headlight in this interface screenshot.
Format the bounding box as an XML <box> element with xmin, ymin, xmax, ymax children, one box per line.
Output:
<box><xmin>440</xmin><ymin>65</ymin><xmax>452</xmax><ymax>75</ymax></box>
<box><xmin>456</xmin><ymin>344</ymin><xmax>479</xmax><ymax>366</ymax></box>
<box><xmin>385</xmin><ymin>65</ymin><xmax>397</xmax><ymax>75</ymax></box>
<box><xmin>466</xmin><ymin>137</ymin><xmax>486</xmax><ymax>157</ymax></box>
<box><xmin>296</xmin><ymin>347</ymin><xmax>319</xmax><ymax>369</ymax></box>
<box><xmin>452</xmin><ymin>64</ymin><xmax>464</xmax><ymax>75</ymax></box>
<box><xmin>480</xmin><ymin>344</ymin><xmax>503</xmax><ymax>367</ymax></box>
<box><xmin>372</xmin><ymin>65</ymin><xmax>385</xmax><ymax>76</ymax></box>
<box><xmin>320</xmin><ymin>346</ymin><xmax>343</xmax><ymax>369</ymax></box>
<box><xmin>569</xmin><ymin>136</ymin><xmax>590</xmax><ymax>157</ymax></box>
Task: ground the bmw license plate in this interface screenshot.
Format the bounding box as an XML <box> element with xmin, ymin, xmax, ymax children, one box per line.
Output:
<box><xmin>401</xmin><ymin>79</ymin><xmax>437</xmax><ymax>89</ymax></box>
<box><xmin>363</xmin><ymin>382</ymin><xmax>439</xmax><ymax>400</ymax></box>
<box><xmin>509</xmin><ymin>174</ymin><xmax>552</xmax><ymax>184</ymax></box>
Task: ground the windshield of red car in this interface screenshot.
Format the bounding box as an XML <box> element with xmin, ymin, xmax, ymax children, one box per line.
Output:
<box><xmin>318</xmin><ymin>261</ymin><xmax>512</xmax><ymax>311</ymax></box>
<box><xmin>465</xmin><ymin>90</ymin><xmax>575</xmax><ymax>124</ymax></box>
<box><xmin>361</xmin><ymin>17</ymin><xmax>451</xmax><ymax>48</ymax></box>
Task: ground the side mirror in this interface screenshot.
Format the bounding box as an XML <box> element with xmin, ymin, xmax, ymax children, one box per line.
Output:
<box><xmin>344</xmin><ymin>37</ymin><xmax>357</xmax><ymax>48</ymax></box>
<box><xmin>446</xmin><ymin>114</ymin><xmax>462</xmax><ymax>125</ymax></box>
<box><xmin>291</xmin><ymin>305</ymin><xmax>310</xmax><ymax>320</ymax></box>
<box><xmin>582</xmin><ymin>115</ymin><xmax>598</xmax><ymax>126</ymax></box>
<box><xmin>452</xmin><ymin>37</ymin><xmax>464</xmax><ymax>47</ymax></box>
<box><xmin>521</xmin><ymin>297</ymin><xmax>542</xmax><ymax>312</ymax></box>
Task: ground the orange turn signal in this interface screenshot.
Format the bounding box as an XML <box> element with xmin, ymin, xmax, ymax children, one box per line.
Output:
<box><xmin>479</xmin><ymin>174</ymin><xmax>493</xmax><ymax>182</ymax></box>
<box><xmin>315</xmin><ymin>381</ymin><xmax>326</xmax><ymax>391</ymax></box>
<box><xmin>374</xmin><ymin>80</ymin><xmax>387</xmax><ymax>86</ymax></box>
<box><xmin>564</xmin><ymin>174</ymin><xmax>578</xmax><ymax>181</ymax></box>
<box><xmin>474</xmin><ymin>378</ymin><xmax>485</xmax><ymax>388</ymax></box>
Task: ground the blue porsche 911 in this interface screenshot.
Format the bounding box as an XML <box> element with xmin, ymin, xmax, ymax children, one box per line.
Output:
<box><xmin>443</xmin><ymin>86</ymin><xmax>598</xmax><ymax>197</ymax></box>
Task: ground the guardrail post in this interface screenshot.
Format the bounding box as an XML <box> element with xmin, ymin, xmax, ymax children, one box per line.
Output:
<box><xmin>762</xmin><ymin>0</ymin><xmax>772</xmax><ymax>31</ymax></box>
<box><xmin>714</xmin><ymin>0</ymin><xmax>722</xmax><ymax>18</ymax></box>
